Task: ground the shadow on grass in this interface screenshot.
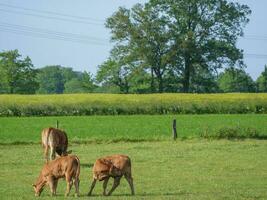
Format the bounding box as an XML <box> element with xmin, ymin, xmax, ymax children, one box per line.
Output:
<box><xmin>80</xmin><ymin>163</ymin><xmax>94</xmax><ymax>168</ymax></box>
<box><xmin>85</xmin><ymin>191</ymin><xmax>189</xmax><ymax>197</ymax></box>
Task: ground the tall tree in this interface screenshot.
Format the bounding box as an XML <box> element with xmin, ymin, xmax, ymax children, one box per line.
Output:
<box><xmin>96</xmin><ymin>59</ymin><xmax>131</xmax><ymax>93</ymax></box>
<box><xmin>37</xmin><ymin>66</ymin><xmax>65</xmax><ymax>94</ymax></box>
<box><xmin>64</xmin><ymin>71</ymin><xmax>96</xmax><ymax>93</ymax></box>
<box><xmin>106</xmin><ymin>0</ymin><xmax>251</xmax><ymax>93</ymax></box>
<box><xmin>218</xmin><ymin>67</ymin><xmax>255</xmax><ymax>92</ymax></box>
<box><xmin>106</xmin><ymin>4</ymin><xmax>173</xmax><ymax>93</ymax></box>
<box><xmin>0</xmin><ymin>50</ymin><xmax>38</xmax><ymax>94</ymax></box>
<box><xmin>256</xmin><ymin>65</ymin><xmax>267</xmax><ymax>92</ymax></box>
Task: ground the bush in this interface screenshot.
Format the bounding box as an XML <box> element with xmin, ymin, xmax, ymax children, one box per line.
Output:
<box><xmin>200</xmin><ymin>126</ymin><xmax>267</xmax><ymax>140</ymax></box>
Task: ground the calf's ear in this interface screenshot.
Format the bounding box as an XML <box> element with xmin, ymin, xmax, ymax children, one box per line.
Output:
<box><xmin>32</xmin><ymin>184</ymin><xmax>36</xmax><ymax>187</ymax></box>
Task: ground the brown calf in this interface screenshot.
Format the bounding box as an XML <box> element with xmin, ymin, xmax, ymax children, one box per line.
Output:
<box><xmin>32</xmin><ymin>155</ymin><xmax>80</xmax><ymax>197</ymax></box>
<box><xmin>41</xmin><ymin>127</ymin><xmax>71</xmax><ymax>161</ymax></box>
<box><xmin>88</xmin><ymin>154</ymin><xmax>134</xmax><ymax>196</ymax></box>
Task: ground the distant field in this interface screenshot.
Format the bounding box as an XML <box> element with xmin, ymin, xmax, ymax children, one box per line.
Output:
<box><xmin>1</xmin><ymin>93</ymin><xmax>267</xmax><ymax>116</ymax></box>
<box><xmin>1</xmin><ymin>140</ymin><xmax>267</xmax><ymax>199</ymax></box>
<box><xmin>0</xmin><ymin>114</ymin><xmax>267</xmax><ymax>144</ymax></box>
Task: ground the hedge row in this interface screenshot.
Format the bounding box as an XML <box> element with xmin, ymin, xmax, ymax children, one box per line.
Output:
<box><xmin>1</xmin><ymin>93</ymin><xmax>267</xmax><ymax>116</ymax></box>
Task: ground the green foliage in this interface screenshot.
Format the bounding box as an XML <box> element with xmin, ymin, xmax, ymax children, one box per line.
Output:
<box><xmin>256</xmin><ymin>65</ymin><xmax>267</xmax><ymax>92</ymax></box>
<box><xmin>0</xmin><ymin>93</ymin><xmax>267</xmax><ymax>116</ymax></box>
<box><xmin>96</xmin><ymin>59</ymin><xmax>130</xmax><ymax>93</ymax></box>
<box><xmin>64</xmin><ymin>72</ymin><xmax>95</xmax><ymax>93</ymax></box>
<box><xmin>64</xmin><ymin>78</ymin><xmax>86</xmax><ymax>93</ymax></box>
<box><xmin>0</xmin><ymin>50</ymin><xmax>38</xmax><ymax>94</ymax></box>
<box><xmin>36</xmin><ymin>65</ymin><xmax>65</xmax><ymax>94</ymax></box>
<box><xmin>105</xmin><ymin>0</ymin><xmax>251</xmax><ymax>93</ymax></box>
<box><xmin>218</xmin><ymin>67</ymin><xmax>256</xmax><ymax>92</ymax></box>
<box><xmin>200</xmin><ymin>126</ymin><xmax>266</xmax><ymax>140</ymax></box>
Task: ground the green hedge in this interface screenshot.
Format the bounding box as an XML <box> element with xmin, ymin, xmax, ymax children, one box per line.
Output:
<box><xmin>0</xmin><ymin>93</ymin><xmax>267</xmax><ymax>116</ymax></box>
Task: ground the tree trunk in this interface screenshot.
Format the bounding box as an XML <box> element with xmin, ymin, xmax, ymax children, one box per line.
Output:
<box><xmin>183</xmin><ymin>53</ymin><xmax>191</xmax><ymax>93</ymax></box>
<box><xmin>158</xmin><ymin>75</ymin><xmax>163</xmax><ymax>93</ymax></box>
<box><xmin>150</xmin><ymin>67</ymin><xmax>155</xmax><ymax>93</ymax></box>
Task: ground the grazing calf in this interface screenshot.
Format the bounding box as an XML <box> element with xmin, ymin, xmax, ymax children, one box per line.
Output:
<box><xmin>88</xmin><ymin>154</ymin><xmax>134</xmax><ymax>196</ymax></box>
<box><xmin>32</xmin><ymin>155</ymin><xmax>80</xmax><ymax>197</ymax></box>
<box><xmin>41</xmin><ymin>127</ymin><xmax>71</xmax><ymax>161</ymax></box>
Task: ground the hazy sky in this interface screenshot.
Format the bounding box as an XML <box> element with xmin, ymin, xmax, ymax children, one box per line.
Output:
<box><xmin>0</xmin><ymin>0</ymin><xmax>267</xmax><ymax>80</ymax></box>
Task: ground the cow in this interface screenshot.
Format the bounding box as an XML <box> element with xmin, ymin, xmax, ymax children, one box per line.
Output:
<box><xmin>87</xmin><ymin>154</ymin><xmax>134</xmax><ymax>196</ymax></box>
<box><xmin>32</xmin><ymin>155</ymin><xmax>80</xmax><ymax>197</ymax></box>
<box><xmin>41</xmin><ymin>127</ymin><xmax>71</xmax><ymax>162</ymax></box>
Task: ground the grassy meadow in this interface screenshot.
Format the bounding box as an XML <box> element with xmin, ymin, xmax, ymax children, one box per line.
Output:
<box><xmin>0</xmin><ymin>140</ymin><xmax>267</xmax><ymax>200</ymax></box>
<box><xmin>1</xmin><ymin>93</ymin><xmax>267</xmax><ymax>116</ymax></box>
<box><xmin>1</xmin><ymin>94</ymin><xmax>267</xmax><ymax>199</ymax></box>
<box><xmin>0</xmin><ymin>114</ymin><xmax>267</xmax><ymax>144</ymax></box>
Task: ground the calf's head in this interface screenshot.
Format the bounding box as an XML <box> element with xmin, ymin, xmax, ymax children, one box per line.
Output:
<box><xmin>32</xmin><ymin>171</ymin><xmax>47</xmax><ymax>196</ymax></box>
<box><xmin>32</xmin><ymin>182</ymin><xmax>45</xmax><ymax>197</ymax></box>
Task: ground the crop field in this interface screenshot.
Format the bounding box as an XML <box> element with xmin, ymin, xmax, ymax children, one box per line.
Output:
<box><xmin>0</xmin><ymin>114</ymin><xmax>267</xmax><ymax>144</ymax></box>
<box><xmin>1</xmin><ymin>93</ymin><xmax>267</xmax><ymax>116</ymax></box>
<box><xmin>1</xmin><ymin>140</ymin><xmax>267</xmax><ymax>200</ymax></box>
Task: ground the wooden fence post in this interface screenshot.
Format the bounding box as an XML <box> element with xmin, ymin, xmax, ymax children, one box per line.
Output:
<box><xmin>173</xmin><ymin>119</ymin><xmax>177</xmax><ymax>140</ymax></box>
<box><xmin>56</xmin><ymin>120</ymin><xmax>59</xmax><ymax>129</ymax></box>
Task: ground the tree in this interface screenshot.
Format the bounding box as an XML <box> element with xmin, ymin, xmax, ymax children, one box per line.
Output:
<box><xmin>256</xmin><ymin>65</ymin><xmax>267</xmax><ymax>92</ymax></box>
<box><xmin>96</xmin><ymin>59</ymin><xmax>131</xmax><ymax>93</ymax></box>
<box><xmin>64</xmin><ymin>78</ymin><xmax>85</xmax><ymax>93</ymax></box>
<box><xmin>0</xmin><ymin>50</ymin><xmax>38</xmax><ymax>94</ymax></box>
<box><xmin>106</xmin><ymin>0</ymin><xmax>251</xmax><ymax>93</ymax></box>
<box><xmin>37</xmin><ymin>66</ymin><xmax>65</xmax><ymax>94</ymax></box>
<box><xmin>81</xmin><ymin>71</ymin><xmax>96</xmax><ymax>92</ymax></box>
<box><xmin>64</xmin><ymin>71</ymin><xmax>96</xmax><ymax>93</ymax></box>
<box><xmin>218</xmin><ymin>67</ymin><xmax>255</xmax><ymax>92</ymax></box>
<box><xmin>106</xmin><ymin>4</ymin><xmax>174</xmax><ymax>93</ymax></box>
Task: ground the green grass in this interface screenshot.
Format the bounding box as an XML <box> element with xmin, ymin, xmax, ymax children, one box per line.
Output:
<box><xmin>0</xmin><ymin>140</ymin><xmax>267</xmax><ymax>199</ymax></box>
<box><xmin>0</xmin><ymin>114</ymin><xmax>267</xmax><ymax>144</ymax></box>
<box><xmin>1</xmin><ymin>93</ymin><xmax>267</xmax><ymax>116</ymax></box>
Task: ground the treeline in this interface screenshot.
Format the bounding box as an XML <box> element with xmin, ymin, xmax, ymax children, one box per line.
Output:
<box><xmin>0</xmin><ymin>49</ymin><xmax>267</xmax><ymax>94</ymax></box>
<box><xmin>2</xmin><ymin>1</ymin><xmax>266</xmax><ymax>94</ymax></box>
<box><xmin>0</xmin><ymin>50</ymin><xmax>95</xmax><ymax>94</ymax></box>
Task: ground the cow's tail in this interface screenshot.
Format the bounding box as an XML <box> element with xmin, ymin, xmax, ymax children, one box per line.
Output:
<box><xmin>43</xmin><ymin>128</ymin><xmax>51</xmax><ymax>162</ymax></box>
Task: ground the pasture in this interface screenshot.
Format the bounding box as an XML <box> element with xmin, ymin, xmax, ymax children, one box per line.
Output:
<box><xmin>1</xmin><ymin>114</ymin><xmax>267</xmax><ymax>199</ymax></box>
<box><xmin>0</xmin><ymin>140</ymin><xmax>267</xmax><ymax>199</ymax></box>
<box><xmin>0</xmin><ymin>114</ymin><xmax>267</xmax><ymax>144</ymax></box>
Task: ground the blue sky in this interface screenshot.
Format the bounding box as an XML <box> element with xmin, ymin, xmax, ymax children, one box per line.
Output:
<box><xmin>0</xmin><ymin>0</ymin><xmax>266</xmax><ymax>80</ymax></box>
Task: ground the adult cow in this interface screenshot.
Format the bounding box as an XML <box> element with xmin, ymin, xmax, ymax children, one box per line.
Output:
<box><xmin>88</xmin><ymin>154</ymin><xmax>134</xmax><ymax>196</ymax></box>
<box><xmin>41</xmin><ymin>127</ymin><xmax>71</xmax><ymax>162</ymax></box>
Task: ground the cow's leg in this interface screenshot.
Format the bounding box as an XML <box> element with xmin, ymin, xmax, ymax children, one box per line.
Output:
<box><xmin>53</xmin><ymin>179</ymin><xmax>58</xmax><ymax>195</ymax></box>
<box><xmin>107</xmin><ymin>177</ymin><xmax>121</xmax><ymax>196</ymax></box>
<box><xmin>50</xmin><ymin>147</ymin><xmax>56</xmax><ymax>160</ymax></box>
<box><xmin>65</xmin><ymin>176</ymin><xmax>73</xmax><ymax>197</ymax></box>
<box><xmin>47</xmin><ymin>176</ymin><xmax>55</xmax><ymax>196</ymax></box>
<box><xmin>87</xmin><ymin>178</ymin><xmax>97</xmax><ymax>196</ymax></box>
<box><xmin>73</xmin><ymin>178</ymin><xmax>79</xmax><ymax>197</ymax></box>
<box><xmin>124</xmin><ymin>174</ymin><xmax>135</xmax><ymax>195</ymax></box>
<box><xmin>102</xmin><ymin>177</ymin><xmax>109</xmax><ymax>196</ymax></box>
